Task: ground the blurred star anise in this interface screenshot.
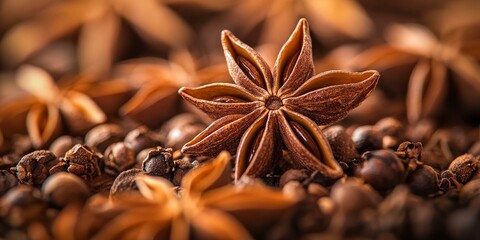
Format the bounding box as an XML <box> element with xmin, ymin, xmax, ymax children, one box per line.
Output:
<box><xmin>179</xmin><ymin>19</ymin><xmax>379</xmax><ymax>181</ymax></box>
<box><xmin>53</xmin><ymin>151</ymin><xmax>296</xmax><ymax>239</ymax></box>
<box><xmin>352</xmin><ymin>23</ymin><xmax>480</xmax><ymax>123</ymax></box>
<box><xmin>0</xmin><ymin>66</ymin><xmax>129</xmax><ymax>148</ymax></box>
<box><xmin>0</xmin><ymin>0</ymin><xmax>226</xmax><ymax>76</ymax></box>
<box><xmin>115</xmin><ymin>51</ymin><xmax>229</xmax><ymax>128</ymax></box>
<box><xmin>222</xmin><ymin>0</ymin><xmax>373</xmax><ymax>47</ymax></box>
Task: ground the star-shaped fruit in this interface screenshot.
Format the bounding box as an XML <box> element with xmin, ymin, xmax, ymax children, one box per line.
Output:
<box><xmin>179</xmin><ymin>19</ymin><xmax>379</xmax><ymax>181</ymax></box>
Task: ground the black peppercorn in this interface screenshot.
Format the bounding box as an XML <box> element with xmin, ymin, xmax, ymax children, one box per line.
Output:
<box><xmin>41</xmin><ymin>172</ymin><xmax>90</xmax><ymax>208</ymax></box>
<box><xmin>324</xmin><ymin>125</ymin><xmax>357</xmax><ymax>165</ymax></box>
<box><xmin>351</xmin><ymin>126</ymin><xmax>383</xmax><ymax>154</ymax></box>
<box><xmin>406</xmin><ymin>165</ymin><xmax>439</xmax><ymax>197</ymax></box>
<box><xmin>124</xmin><ymin>126</ymin><xmax>161</xmax><ymax>155</ymax></box>
<box><xmin>104</xmin><ymin>142</ymin><xmax>135</xmax><ymax>175</ymax></box>
<box><xmin>141</xmin><ymin>147</ymin><xmax>174</xmax><ymax>178</ymax></box>
<box><xmin>355</xmin><ymin>150</ymin><xmax>405</xmax><ymax>191</ymax></box>
<box><xmin>85</xmin><ymin>124</ymin><xmax>125</xmax><ymax>153</ymax></box>
<box><xmin>0</xmin><ymin>185</ymin><xmax>45</xmax><ymax>227</ymax></box>
<box><xmin>110</xmin><ymin>168</ymin><xmax>145</xmax><ymax>198</ymax></box>
<box><xmin>49</xmin><ymin>135</ymin><xmax>82</xmax><ymax>158</ymax></box>
<box><xmin>49</xmin><ymin>144</ymin><xmax>102</xmax><ymax>182</ymax></box>
<box><xmin>13</xmin><ymin>150</ymin><xmax>58</xmax><ymax>185</ymax></box>
<box><xmin>0</xmin><ymin>170</ymin><xmax>18</xmax><ymax>196</ymax></box>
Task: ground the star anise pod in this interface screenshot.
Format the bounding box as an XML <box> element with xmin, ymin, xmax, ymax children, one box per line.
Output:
<box><xmin>0</xmin><ymin>0</ymin><xmax>228</xmax><ymax>76</ymax></box>
<box><xmin>351</xmin><ymin>23</ymin><xmax>480</xmax><ymax>123</ymax></box>
<box><xmin>217</xmin><ymin>0</ymin><xmax>373</xmax><ymax>47</ymax></box>
<box><xmin>53</xmin><ymin>151</ymin><xmax>296</xmax><ymax>239</ymax></box>
<box><xmin>179</xmin><ymin>19</ymin><xmax>379</xmax><ymax>181</ymax></box>
<box><xmin>115</xmin><ymin>51</ymin><xmax>230</xmax><ymax>128</ymax></box>
<box><xmin>0</xmin><ymin>66</ymin><xmax>128</xmax><ymax>148</ymax></box>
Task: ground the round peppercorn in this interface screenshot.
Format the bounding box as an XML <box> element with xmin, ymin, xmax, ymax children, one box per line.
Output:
<box><xmin>355</xmin><ymin>150</ymin><xmax>405</xmax><ymax>191</ymax></box>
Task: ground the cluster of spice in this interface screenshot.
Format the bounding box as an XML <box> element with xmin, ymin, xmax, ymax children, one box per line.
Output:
<box><xmin>1</xmin><ymin>0</ymin><xmax>480</xmax><ymax>239</ymax></box>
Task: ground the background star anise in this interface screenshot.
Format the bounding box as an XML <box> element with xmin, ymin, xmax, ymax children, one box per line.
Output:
<box><xmin>115</xmin><ymin>50</ymin><xmax>230</xmax><ymax>129</ymax></box>
<box><xmin>351</xmin><ymin>23</ymin><xmax>480</xmax><ymax>123</ymax></box>
<box><xmin>0</xmin><ymin>66</ymin><xmax>131</xmax><ymax>148</ymax></box>
<box><xmin>202</xmin><ymin>0</ymin><xmax>373</xmax><ymax>50</ymax></box>
<box><xmin>52</xmin><ymin>151</ymin><xmax>296</xmax><ymax>239</ymax></box>
<box><xmin>180</xmin><ymin>19</ymin><xmax>379</xmax><ymax>181</ymax></box>
<box><xmin>0</xmin><ymin>0</ymin><xmax>230</xmax><ymax>76</ymax></box>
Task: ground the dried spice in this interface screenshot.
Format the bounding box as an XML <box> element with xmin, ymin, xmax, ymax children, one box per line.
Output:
<box><xmin>12</xmin><ymin>150</ymin><xmax>58</xmax><ymax>185</ymax></box>
<box><xmin>141</xmin><ymin>147</ymin><xmax>174</xmax><ymax>178</ymax></box>
<box><xmin>41</xmin><ymin>172</ymin><xmax>91</xmax><ymax>208</ymax></box>
<box><xmin>53</xmin><ymin>151</ymin><xmax>297</xmax><ymax>239</ymax></box>
<box><xmin>103</xmin><ymin>142</ymin><xmax>136</xmax><ymax>176</ymax></box>
<box><xmin>221</xmin><ymin>0</ymin><xmax>373</xmax><ymax>47</ymax></box>
<box><xmin>355</xmin><ymin>150</ymin><xmax>405</xmax><ymax>191</ymax></box>
<box><xmin>0</xmin><ymin>66</ymin><xmax>107</xmax><ymax>148</ymax></box>
<box><xmin>0</xmin><ymin>0</ymin><xmax>209</xmax><ymax>75</ymax></box>
<box><xmin>49</xmin><ymin>144</ymin><xmax>102</xmax><ymax>182</ymax></box>
<box><xmin>180</xmin><ymin>19</ymin><xmax>379</xmax><ymax>181</ymax></box>
<box><xmin>115</xmin><ymin>53</ymin><xmax>230</xmax><ymax>129</ymax></box>
<box><xmin>351</xmin><ymin>23</ymin><xmax>480</xmax><ymax>123</ymax></box>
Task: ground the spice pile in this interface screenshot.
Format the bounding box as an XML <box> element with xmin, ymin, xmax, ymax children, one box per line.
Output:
<box><xmin>0</xmin><ymin>1</ymin><xmax>479</xmax><ymax>239</ymax></box>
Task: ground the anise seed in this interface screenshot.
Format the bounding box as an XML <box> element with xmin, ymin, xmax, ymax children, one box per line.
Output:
<box><xmin>289</xmin><ymin>121</ymin><xmax>322</xmax><ymax>159</ymax></box>
<box><xmin>237</xmin><ymin>56</ymin><xmax>265</xmax><ymax>88</ymax></box>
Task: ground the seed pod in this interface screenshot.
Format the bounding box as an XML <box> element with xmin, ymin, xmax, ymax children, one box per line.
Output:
<box><xmin>49</xmin><ymin>135</ymin><xmax>82</xmax><ymax>158</ymax></box>
<box><xmin>50</xmin><ymin>144</ymin><xmax>102</xmax><ymax>182</ymax></box>
<box><xmin>351</xmin><ymin>126</ymin><xmax>383</xmax><ymax>154</ymax></box>
<box><xmin>14</xmin><ymin>150</ymin><xmax>58</xmax><ymax>185</ymax></box>
<box><xmin>110</xmin><ymin>168</ymin><xmax>145</xmax><ymax>198</ymax></box>
<box><xmin>124</xmin><ymin>126</ymin><xmax>161</xmax><ymax>155</ymax></box>
<box><xmin>41</xmin><ymin>172</ymin><xmax>90</xmax><ymax>208</ymax></box>
<box><xmin>406</xmin><ymin>165</ymin><xmax>439</xmax><ymax>197</ymax></box>
<box><xmin>104</xmin><ymin>142</ymin><xmax>135</xmax><ymax>175</ymax></box>
<box><xmin>85</xmin><ymin>124</ymin><xmax>125</xmax><ymax>153</ymax></box>
<box><xmin>141</xmin><ymin>147</ymin><xmax>174</xmax><ymax>178</ymax></box>
<box><xmin>1</xmin><ymin>185</ymin><xmax>45</xmax><ymax>227</ymax></box>
<box><xmin>356</xmin><ymin>150</ymin><xmax>405</xmax><ymax>191</ymax></box>
<box><xmin>324</xmin><ymin>125</ymin><xmax>357</xmax><ymax>165</ymax></box>
<box><xmin>0</xmin><ymin>170</ymin><xmax>18</xmax><ymax>196</ymax></box>
<box><xmin>448</xmin><ymin>154</ymin><xmax>478</xmax><ymax>184</ymax></box>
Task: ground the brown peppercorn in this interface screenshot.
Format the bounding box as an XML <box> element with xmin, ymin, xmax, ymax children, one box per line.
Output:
<box><xmin>351</xmin><ymin>126</ymin><xmax>383</xmax><ymax>154</ymax></box>
<box><xmin>85</xmin><ymin>124</ymin><xmax>125</xmax><ymax>153</ymax></box>
<box><xmin>110</xmin><ymin>168</ymin><xmax>145</xmax><ymax>198</ymax></box>
<box><xmin>49</xmin><ymin>135</ymin><xmax>82</xmax><ymax>158</ymax></box>
<box><xmin>104</xmin><ymin>142</ymin><xmax>135</xmax><ymax>176</ymax></box>
<box><xmin>141</xmin><ymin>147</ymin><xmax>174</xmax><ymax>178</ymax></box>
<box><xmin>448</xmin><ymin>154</ymin><xmax>478</xmax><ymax>184</ymax></box>
<box><xmin>124</xmin><ymin>126</ymin><xmax>161</xmax><ymax>155</ymax></box>
<box><xmin>356</xmin><ymin>150</ymin><xmax>405</xmax><ymax>191</ymax></box>
<box><xmin>41</xmin><ymin>172</ymin><xmax>90</xmax><ymax>208</ymax></box>
<box><xmin>13</xmin><ymin>150</ymin><xmax>58</xmax><ymax>185</ymax></box>
<box><xmin>50</xmin><ymin>144</ymin><xmax>102</xmax><ymax>182</ymax></box>
<box><xmin>330</xmin><ymin>178</ymin><xmax>381</xmax><ymax>214</ymax></box>
<box><xmin>159</xmin><ymin>113</ymin><xmax>206</xmax><ymax>150</ymax></box>
<box><xmin>323</xmin><ymin>125</ymin><xmax>357</xmax><ymax>165</ymax></box>
<box><xmin>397</xmin><ymin>141</ymin><xmax>423</xmax><ymax>161</ymax></box>
<box><xmin>279</xmin><ymin>169</ymin><xmax>309</xmax><ymax>188</ymax></box>
<box><xmin>459</xmin><ymin>179</ymin><xmax>480</xmax><ymax>205</ymax></box>
<box><xmin>0</xmin><ymin>185</ymin><xmax>45</xmax><ymax>227</ymax></box>
<box><xmin>172</xmin><ymin>157</ymin><xmax>199</xmax><ymax>186</ymax></box>
<box><xmin>406</xmin><ymin>165</ymin><xmax>439</xmax><ymax>197</ymax></box>
<box><xmin>0</xmin><ymin>170</ymin><xmax>18</xmax><ymax>196</ymax></box>
<box><xmin>374</xmin><ymin>117</ymin><xmax>405</xmax><ymax>149</ymax></box>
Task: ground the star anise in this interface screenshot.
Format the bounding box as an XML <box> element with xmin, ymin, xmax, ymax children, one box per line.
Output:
<box><xmin>53</xmin><ymin>151</ymin><xmax>296</xmax><ymax>239</ymax></box>
<box><xmin>0</xmin><ymin>66</ymin><xmax>130</xmax><ymax>148</ymax></box>
<box><xmin>0</xmin><ymin>0</ymin><xmax>228</xmax><ymax>76</ymax></box>
<box><xmin>217</xmin><ymin>0</ymin><xmax>373</xmax><ymax>47</ymax></box>
<box><xmin>351</xmin><ymin>23</ymin><xmax>480</xmax><ymax>123</ymax></box>
<box><xmin>179</xmin><ymin>19</ymin><xmax>379</xmax><ymax>181</ymax></box>
<box><xmin>115</xmin><ymin>51</ymin><xmax>230</xmax><ymax>128</ymax></box>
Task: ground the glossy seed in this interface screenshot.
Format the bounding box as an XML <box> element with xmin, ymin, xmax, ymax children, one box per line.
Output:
<box><xmin>248</xmin><ymin>129</ymin><xmax>264</xmax><ymax>163</ymax></box>
<box><xmin>282</xmin><ymin>52</ymin><xmax>300</xmax><ymax>85</ymax></box>
<box><xmin>212</xmin><ymin>96</ymin><xmax>245</xmax><ymax>103</ymax></box>
<box><xmin>289</xmin><ymin>121</ymin><xmax>322</xmax><ymax>159</ymax></box>
<box><xmin>236</xmin><ymin>56</ymin><xmax>265</xmax><ymax>88</ymax></box>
